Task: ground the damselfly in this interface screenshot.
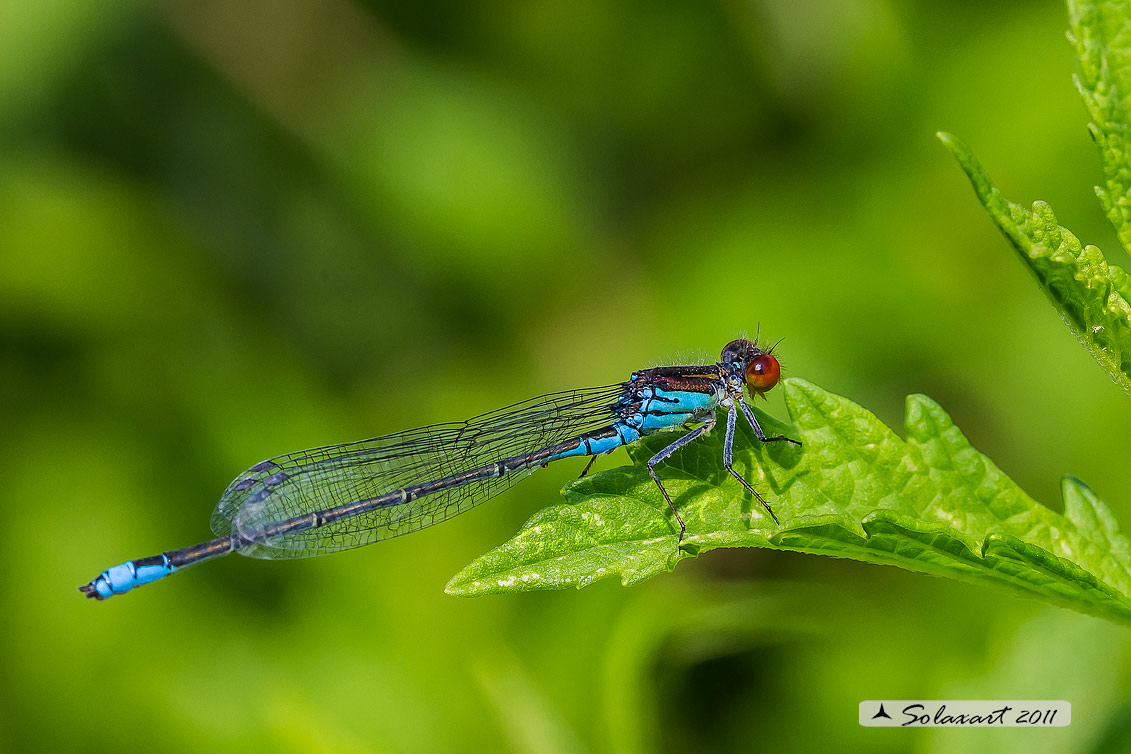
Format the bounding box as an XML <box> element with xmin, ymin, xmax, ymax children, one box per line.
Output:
<box><xmin>80</xmin><ymin>339</ymin><xmax>800</xmax><ymax>600</ymax></box>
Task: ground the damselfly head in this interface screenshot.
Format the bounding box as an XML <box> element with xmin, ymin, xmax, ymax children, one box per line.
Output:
<box><xmin>744</xmin><ymin>352</ymin><xmax>781</xmax><ymax>396</ymax></box>
<box><xmin>720</xmin><ymin>338</ymin><xmax>757</xmax><ymax>365</ymax></box>
<box><xmin>720</xmin><ymin>338</ymin><xmax>782</xmax><ymax>397</ymax></box>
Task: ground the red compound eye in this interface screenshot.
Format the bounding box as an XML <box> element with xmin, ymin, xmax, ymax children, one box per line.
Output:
<box><xmin>745</xmin><ymin>353</ymin><xmax>781</xmax><ymax>395</ymax></box>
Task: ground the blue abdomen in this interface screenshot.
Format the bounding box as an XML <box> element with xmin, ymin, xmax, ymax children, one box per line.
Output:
<box><xmin>86</xmin><ymin>556</ymin><xmax>176</xmax><ymax>599</ymax></box>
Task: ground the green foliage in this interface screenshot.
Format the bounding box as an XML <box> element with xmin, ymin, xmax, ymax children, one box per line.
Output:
<box><xmin>939</xmin><ymin>132</ymin><xmax>1131</xmax><ymax>395</ymax></box>
<box><xmin>449</xmin><ymin>379</ymin><xmax>1131</xmax><ymax>625</ymax></box>
<box><xmin>450</xmin><ymin>0</ymin><xmax>1131</xmax><ymax>629</ymax></box>
<box><xmin>939</xmin><ymin>0</ymin><xmax>1131</xmax><ymax>395</ymax></box>
<box><xmin>10</xmin><ymin>1</ymin><xmax>1131</xmax><ymax>750</ymax></box>
<box><xmin>1070</xmin><ymin>0</ymin><xmax>1131</xmax><ymax>252</ymax></box>
<box><xmin>914</xmin><ymin>0</ymin><xmax>1131</xmax><ymax>629</ymax></box>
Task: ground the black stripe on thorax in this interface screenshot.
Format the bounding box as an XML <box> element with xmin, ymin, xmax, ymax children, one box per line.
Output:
<box><xmin>634</xmin><ymin>364</ymin><xmax>721</xmax><ymax>379</ymax></box>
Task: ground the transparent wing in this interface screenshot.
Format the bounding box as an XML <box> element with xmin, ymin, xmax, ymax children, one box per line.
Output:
<box><xmin>210</xmin><ymin>384</ymin><xmax>628</xmax><ymax>559</ymax></box>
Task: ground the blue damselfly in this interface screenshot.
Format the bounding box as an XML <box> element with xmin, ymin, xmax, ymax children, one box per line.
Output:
<box><xmin>81</xmin><ymin>339</ymin><xmax>799</xmax><ymax>600</ymax></box>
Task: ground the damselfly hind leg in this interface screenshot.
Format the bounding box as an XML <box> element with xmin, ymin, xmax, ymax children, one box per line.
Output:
<box><xmin>645</xmin><ymin>419</ymin><xmax>716</xmax><ymax>543</ymax></box>
<box><xmin>723</xmin><ymin>406</ymin><xmax>780</xmax><ymax>525</ymax></box>
<box><xmin>719</xmin><ymin>406</ymin><xmax>782</xmax><ymax>524</ymax></box>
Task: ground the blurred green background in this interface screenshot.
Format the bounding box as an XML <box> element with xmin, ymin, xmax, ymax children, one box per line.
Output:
<box><xmin>4</xmin><ymin>0</ymin><xmax>1131</xmax><ymax>751</ymax></box>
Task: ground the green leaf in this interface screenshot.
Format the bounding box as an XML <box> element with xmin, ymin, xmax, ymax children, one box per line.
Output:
<box><xmin>938</xmin><ymin>131</ymin><xmax>1131</xmax><ymax>395</ymax></box>
<box><xmin>446</xmin><ymin>379</ymin><xmax>1131</xmax><ymax>625</ymax></box>
<box><xmin>1069</xmin><ymin>0</ymin><xmax>1131</xmax><ymax>251</ymax></box>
